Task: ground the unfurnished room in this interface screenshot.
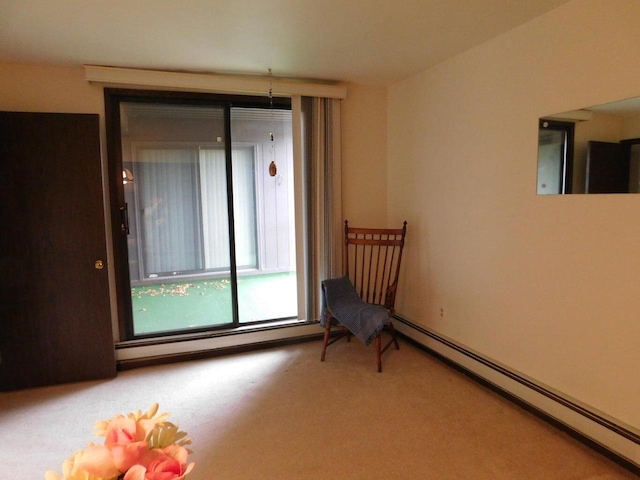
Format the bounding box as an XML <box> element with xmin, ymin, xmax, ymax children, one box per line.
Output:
<box><xmin>1</xmin><ymin>1</ymin><xmax>639</xmax><ymax>478</ymax></box>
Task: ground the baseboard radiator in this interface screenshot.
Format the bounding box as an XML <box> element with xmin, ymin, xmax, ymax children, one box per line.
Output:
<box><xmin>393</xmin><ymin>316</ymin><xmax>640</xmax><ymax>474</ymax></box>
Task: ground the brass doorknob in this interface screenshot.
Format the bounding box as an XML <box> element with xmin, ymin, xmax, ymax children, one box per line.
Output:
<box><xmin>95</xmin><ymin>260</ymin><xmax>105</xmax><ymax>270</ymax></box>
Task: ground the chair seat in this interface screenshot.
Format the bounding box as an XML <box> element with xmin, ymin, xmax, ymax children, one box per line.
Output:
<box><xmin>321</xmin><ymin>275</ymin><xmax>390</xmax><ymax>346</ymax></box>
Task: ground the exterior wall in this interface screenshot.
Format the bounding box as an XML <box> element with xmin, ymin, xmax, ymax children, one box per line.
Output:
<box><xmin>388</xmin><ymin>0</ymin><xmax>640</xmax><ymax>430</ymax></box>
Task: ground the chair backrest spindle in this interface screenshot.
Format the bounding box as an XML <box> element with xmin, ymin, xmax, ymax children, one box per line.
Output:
<box><xmin>342</xmin><ymin>220</ymin><xmax>407</xmax><ymax>312</ymax></box>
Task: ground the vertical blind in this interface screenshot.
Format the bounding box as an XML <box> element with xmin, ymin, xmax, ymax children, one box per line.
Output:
<box><xmin>302</xmin><ymin>97</ymin><xmax>342</xmax><ymax>320</ymax></box>
<box><xmin>138</xmin><ymin>148</ymin><xmax>202</xmax><ymax>275</ymax></box>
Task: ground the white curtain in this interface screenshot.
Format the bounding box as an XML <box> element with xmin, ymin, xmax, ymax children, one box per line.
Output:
<box><xmin>302</xmin><ymin>97</ymin><xmax>342</xmax><ymax>320</ymax></box>
<box><xmin>229</xmin><ymin>147</ymin><xmax>257</xmax><ymax>268</ymax></box>
<box><xmin>137</xmin><ymin>148</ymin><xmax>201</xmax><ymax>275</ymax></box>
<box><xmin>200</xmin><ymin>147</ymin><xmax>257</xmax><ymax>270</ymax></box>
<box><xmin>199</xmin><ymin>148</ymin><xmax>230</xmax><ymax>270</ymax></box>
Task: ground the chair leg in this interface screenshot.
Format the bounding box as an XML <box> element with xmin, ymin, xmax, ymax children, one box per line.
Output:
<box><xmin>388</xmin><ymin>320</ymin><xmax>400</xmax><ymax>350</ymax></box>
<box><xmin>375</xmin><ymin>322</ymin><xmax>400</xmax><ymax>372</ymax></box>
<box><xmin>320</xmin><ymin>323</ymin><xmax>331</xmax><ymax>362</ymax></box>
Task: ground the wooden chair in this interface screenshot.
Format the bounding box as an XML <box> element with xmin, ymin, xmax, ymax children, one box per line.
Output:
<box><xmin>320</xmin><ymin>220</ymin><xmax>407</xmax><ymax>372</ymax></box>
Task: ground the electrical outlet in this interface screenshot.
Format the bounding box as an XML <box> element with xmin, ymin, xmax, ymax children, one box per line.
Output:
<box><xmin>440</xmin><ymin>307</ymin><xmax>444</xmax><ymax>317</ymax></box>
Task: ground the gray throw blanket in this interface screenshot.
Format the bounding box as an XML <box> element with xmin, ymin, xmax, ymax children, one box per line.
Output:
<box><xmin>320</xmin><ymin>276</ymin><xmax>390</xmax><ymax>346</ymax></box>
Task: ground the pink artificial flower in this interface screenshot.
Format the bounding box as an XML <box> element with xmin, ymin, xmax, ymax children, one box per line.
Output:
<box><xmin>78</xmin><ymin>415</ymin><xmax>157</xmax><ymax>476</ymax></box>
<box><xmin>104</xmin><ymin>416</ymin><xmax>156</xmax><ymax>447</ymax></box>
<box><xmin>106</xmin><ymin>415</ymin><xmax>157</xmax><ymax>472</ymax></box>
<box><xmin>123</xmin><ymin>445</ymin><xmax>194</xmax><ymax>480</ymax></box>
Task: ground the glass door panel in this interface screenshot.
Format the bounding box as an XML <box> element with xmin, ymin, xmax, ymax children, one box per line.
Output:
<box><xmin>120</xmin><ymin>102</ymin><xmax>235</xmax><ymax>336</ymax></box>
<box><xmin>116</xmin><ymin>100</ymin><xmax>298</xmax><ymax>337</ymax></box>
<box><xmin>230</xmin><ymin>107</ymin><xmax>298</xmax><ymax>323</ymax></box>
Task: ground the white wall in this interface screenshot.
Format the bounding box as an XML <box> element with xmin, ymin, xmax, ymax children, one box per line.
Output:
<box><xmin>388</xmin><ymin>0</ymin><xmax>640</xmax><ymax>432</ymax></box>
<box><xmin>342</xmin><ymin>84</ymin><xmax>388</xmax><ymax>227</ymax></box>
<box><xmin>0</xmin><ymin>64</ymin><xmax>103</xmax><ymax>113</ymax></box>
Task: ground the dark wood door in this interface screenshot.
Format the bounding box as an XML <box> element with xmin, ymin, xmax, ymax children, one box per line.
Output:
<box><xmin>0</xmin><ymin>112</ymin><xmax>115</xmax><ymax>390</ymax></box>
<box><xmin>585</xmin><ymin>141</ymin><xmax>628</xmax><ymax>193</ymax></box>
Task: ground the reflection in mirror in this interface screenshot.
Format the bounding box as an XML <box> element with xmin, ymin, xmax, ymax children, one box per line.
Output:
<box><xmin>538</xmin><ymin>97</ymin><xmax>640</xmax><ymax>194</ymax></box>
<box><xmin>537</xmin><ymin>120</ymin><xmax>574</xmax><ymax>194</ymax></box>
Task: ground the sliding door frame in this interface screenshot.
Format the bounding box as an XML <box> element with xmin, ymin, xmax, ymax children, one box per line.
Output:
<box><xmin>104</xmin><ymin>88</ymin><xmax>291</xmax><ymax>341</ymax></box>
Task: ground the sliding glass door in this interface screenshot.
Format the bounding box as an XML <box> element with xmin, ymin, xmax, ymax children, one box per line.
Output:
<box><xmin>111</xmin><ymin>95</ymin><xmax>297</xmax><ymax>338</ymax></box>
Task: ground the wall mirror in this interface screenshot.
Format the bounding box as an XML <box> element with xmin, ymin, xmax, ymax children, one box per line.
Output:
<box><xmin>537</xmin><ymin>97</ymin><xmax>640</xmax><ymax>194</ymax></box>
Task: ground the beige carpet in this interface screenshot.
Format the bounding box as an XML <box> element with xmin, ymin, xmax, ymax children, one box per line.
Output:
<box><xmin>0</xmin><ymin>338</ymin><xmax>635</xmax><ymax>479</ymax></box>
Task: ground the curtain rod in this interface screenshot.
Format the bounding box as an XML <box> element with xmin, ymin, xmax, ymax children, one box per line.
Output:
<box><xmin>84</xmin><ymin>65</ymin><xmax>347</xmax><ymax>99</ymax></box>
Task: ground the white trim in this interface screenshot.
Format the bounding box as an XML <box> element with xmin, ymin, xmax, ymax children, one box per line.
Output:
<box><xmin>394</xmin><ymin>316</ymin><xmax>640</xmax><ymax>470</ymax></box>
<box><xmin>115</xmin><ymin>322</ymin><xmax>320</xmax><ymax>361</ymax></box>
<box><xmin>291</xmin><ymin>96</ymin><xmax>307</xmax><ymax>321</ymax></box>
<box><xmin>84</xmin><ymin>65</ymin><xmax>348</xmax><ymax>99</ymax></box>
<box><xmin>545</xmin><ymin>110</ymin><xmax>593</xmax><ymax>122</ymax></box>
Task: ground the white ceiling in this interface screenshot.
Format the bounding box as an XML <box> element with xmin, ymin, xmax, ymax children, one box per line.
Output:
<box><xmin>0</xmin><ymin>0</ymin><xmax>573</xmax><ymax>86</ymax></box>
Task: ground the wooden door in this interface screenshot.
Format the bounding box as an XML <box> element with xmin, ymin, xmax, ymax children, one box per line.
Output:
<box><xmin>0</xmin><ymin>112</ymin><xmax>115</xmax><ymax>390</ymax></box>
<box><xmin>585</xmin><ymin>141</ymin><xmax>627</xmax><ymax>193</ymax></box>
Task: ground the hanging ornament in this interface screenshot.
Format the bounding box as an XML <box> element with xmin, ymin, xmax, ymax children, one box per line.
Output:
<box><xmin>268</xmin><ymin>68</ymin><xmax>277</xmax><ymax>177</ymax></box>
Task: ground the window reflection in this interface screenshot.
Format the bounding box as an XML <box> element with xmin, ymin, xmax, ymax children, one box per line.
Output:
<box><xmin>537</xmin><ymin>120</ymin><xmax>574</xmax><ymax>195</ymax></box>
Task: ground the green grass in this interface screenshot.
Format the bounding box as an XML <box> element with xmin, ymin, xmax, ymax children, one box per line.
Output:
<box><xmin>131</xmin><ymin>272</ymin><xmax>298</xmax><ymax>335</ymax></box>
